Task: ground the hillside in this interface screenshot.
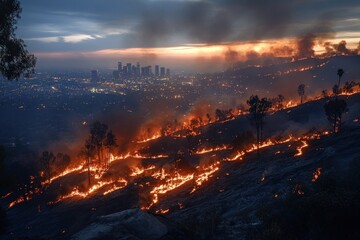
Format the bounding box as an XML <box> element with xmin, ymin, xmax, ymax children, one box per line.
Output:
<box><xmin>1</xmin><ymin>93</ymin><xmax>360</xmax><ymax>239</ymax></box>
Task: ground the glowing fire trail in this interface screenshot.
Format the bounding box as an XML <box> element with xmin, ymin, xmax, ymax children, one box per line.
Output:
<box><xmin>294</xmin><ymin>140</ymin><xmax>309</xmax><ymax>156</ymax></box>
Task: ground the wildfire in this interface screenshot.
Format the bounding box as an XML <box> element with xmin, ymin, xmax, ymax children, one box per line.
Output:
<box><xmin>130</xmin><ymin>165</ymin><xmax>156</xmax><ymax>177</ymax></box>
<box><xmin>155</xmin><ymin>208</ymin><xmax>170</xmax><ymax>214</ymax></box>
<box><xmin>194</xmin><ymin>145</ymin><xmax>232</xmax><ymax>155</ymax></box>
<box><xmin>45</xmin><ymin>163</ymin><xmax>85</xmax><ymax>184</ymax></box>
<box><xmin>9</xmin><ymin>196</ymin><xmax>25</xmax><ymax>208</ymax></box>
<box><xmin>137</xmin><ymin>134</ymin><xmax>162</xmax><ymax>143</ymax></box>
<box><xmin>147</xmin><ymin>171</ymin><xmax>194</xmax><ymax>208</ymax></box>
<box><xmin>191</xmin><ymin>161</ymin><xmax>220</xmax><ymax>193</ymax></box>
<box><xmin>294</xmin><ymin>140</ymin><xmax>309</xmax><ymax>156</ymax></box>
<box><xmin>312</xmin><ymin>168</ymin><xmax>322</xmax><ymax>182</ymax></box>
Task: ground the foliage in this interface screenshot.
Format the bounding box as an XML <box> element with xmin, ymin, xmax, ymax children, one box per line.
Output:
<box><xmin>324</xmin><ymin>99</ymin><xmax>348</xmax><ymax>133</ymax></box>
<box><xmin>0</xmin><ymin>0</ymin><xmax>36</xmax><ymax>80</ymax></box>
<box><xmin>272</xmin><ymin>94</ymin><xmax>285</xmax><ymax>110</ymax></box>
<box><xmin>215</xmin><ymin>108</ymin><xmax>234</xmax><ymax>122</ymax></box>
<box><xmin>247</xmin><ymin>95</ymin><xmax>272</xmax><ymax>151</ymax></box>
<box><xmin>85</xmin><ymin>121</ymin><xmax>117</xmax><ymax>168</ymax></box>
<box><xmin>297</xmin><ymin>84</ymin><xmax>305</xmax><ymax>104</ymax></box>
<box><xmin>254</xmin><ymin>158</ymin><xmax>360</xmax><ymax>240</ymax></box>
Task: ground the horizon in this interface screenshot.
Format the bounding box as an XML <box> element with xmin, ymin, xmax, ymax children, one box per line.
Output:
<box><xmin>17</xmin><ymin>0</ymin><xmax>360</xmax><ymax>72</ymax></box>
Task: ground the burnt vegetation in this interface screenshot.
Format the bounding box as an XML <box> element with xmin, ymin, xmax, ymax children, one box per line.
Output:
<box><xmin>254</xmin><ymin>157</ymin><xmax>360</xmax><ymax>240</ymax></box>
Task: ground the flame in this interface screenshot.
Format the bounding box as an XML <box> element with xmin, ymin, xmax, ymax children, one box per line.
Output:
<box><xmin>130</xmin><ymin>165</ymin><xmax>156</xmax><ymax>177</ymax></box>
<box><xmin>146</xmin><ymin>171</ymin><xmax>194</xmax><ymax>208</ymax></box>
<box><xmin>191</xmin><ymin>161</ymin><xmax>220</xmax><ymax>193</ymax></box>
<box><xmin>294</xmin><ymin>140</ymin><xmax>309</xmax><ymax>156</ymax></box>
<box><xmin>0</xmin><ymin>192</ymin><xmax>12</xmax><ymax>200</ymax></box>
<box><xmin>9</xmin><ymin>196</ymin><xmax>25</xmax><ymax>208</ymax></box>
<box><xmin>194</xmin><ymin>145</ymin><xmax>232</xmax><ymax>155</ymax></box>
<box><xmin>312</xmin><ymin>168</ymin><xmax>322</xmax><ymax>182</ymax></box>
<box><xmin>137</xmin><ymin>134</ymin><xmax>162</xmax><ymax>143</ymax></box>
<box><xmin>155</xmin><ymin>208</ymin><xmax>170</xmax><ymax>214</ymax></box>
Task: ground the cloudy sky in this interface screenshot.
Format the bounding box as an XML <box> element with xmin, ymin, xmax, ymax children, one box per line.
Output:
<box><xmin>18</xmin><ymin>0</ymin><xmax>360</xmax><ymax>71</ymax></box>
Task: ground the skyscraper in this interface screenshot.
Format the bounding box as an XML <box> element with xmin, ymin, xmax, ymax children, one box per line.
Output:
<box><xmin>155</xmin><ymin>65</ymin><xmax>159</xmax><ymax>77</ymax></box>
<box><xmin>166</xmin><ymin>68</ymin><xmax>170</xmax><ymax>76</ymax></box>
<box><xmin>126</xmin><ymin>63</ymin><xmax>132</xmax><ymax>76</ymax></box>
<box><xmin>160</xmin><ymin>67</ymin><xmax>165</xmax><ymax>77</ymax></box>
<box><xmin>117</xmin><ymin>62</ymin><xmax>122</xmax><ymax>72</ymax></box>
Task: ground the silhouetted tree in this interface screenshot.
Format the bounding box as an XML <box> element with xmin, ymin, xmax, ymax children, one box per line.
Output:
<box><xmin>272</xmin><ymin>94</ymin><xmax>285</xmax><ymax>110</ymax></box>
<box><xmin>87</xmin><ymin>121</ymin><xmax>116</xmax><ymax>168</ymax></box>
<box><xmin>324</xmin><ymin>99</ymin><xmax>348</xmax><ymax>133</ymax></box>
<box><xmin>343</xmin><ymin>81</ymin><xmax>356</xmax><ymax>93</ymax></box>
<box><xmin>321</xmin><ymin>89</ymin><xmax>329</xmax><ymax>98</ymax></box>
<box><xmin>337</xmin><ymin>68</ymin><xmax>344</xmax><ymax>89</ymax></box>
<box><xmin>104</xmin><ymin>130</ymin><xmax>117</xmax><ymax>168</ymax></box>
<box><xmin>206</xmin><ymin>113</ymin><xmax>211</xmax><ymax>124</ymax></box>
<box><xmin>247</xmin><ymin>95</ymin><xmax>272</xmax><ymax>154</ymax></box>
<box><xmin>81</xmin><ymin>139</ymin><xmax>95</xmax><ymax>186</ymax></box>
<box><xmin>89</xmin><ymin>121</ymin><xmax>108</xmax><ymax>166</ymax></box>
<box><xmin>297</xmin><ymin>84</ymin><xmax>305</xmax><ymax>104</ymax></box>
<box><xmin>40</xmin><ymin>151</ymin><xmax>55</xmax><ymax>184</ymax></box>
<box><xmin>0</xmin><ymin>0</ymin><xmax>36</xmax><ymax>80</ymax></box>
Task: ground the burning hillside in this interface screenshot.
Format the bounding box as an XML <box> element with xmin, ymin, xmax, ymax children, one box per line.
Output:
<box><xmin>1</xmin><ymin>85</ymin><xmax>360</xmax><ymax>238</ymax></box>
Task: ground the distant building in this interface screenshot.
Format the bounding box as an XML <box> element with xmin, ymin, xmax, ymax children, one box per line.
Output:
<box><xmin>117</xmin><ymin>62</ymin><xmax>122</xmax><ymax>72</ymax></box>
<box><xmin>126</xmin><ymin>63</ymin><xmax>132</xmax><ymax>76</ymax></box>
<box><xmin>91</xmin><ymin>70</ymin><xmax>98</xmax><ymax>82</ymax></box>
<box><xmin>113</xmin><ymin>70</ymin><xmax>119</xmax><ymax>81</ymax></box>
<box><xmin>166</xmin><ymin>68</ymin><xmax>170</xmax><ymax>76</ymax></box>
<box><xmin>160</xmin><ymin>67</ymin><xmax>165</xmax><ymax>77</ymax></box>
<box><xmin>141</xmin><ymin>66</ymin><xmax>152</xmax><ymax>77</ymax></box>
<box><xmin>155</xmin><ymin>65</ymin><xmax>160</xmax><ymax>77</ymax></box>
<box><xmin>136</xmin><ymin>62</ymin><xmax>141</xmax><ymax>77</ymax></box>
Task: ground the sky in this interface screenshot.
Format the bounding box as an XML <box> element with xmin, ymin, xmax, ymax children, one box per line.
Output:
<box><xmin>17</xmin><ymin>0</ymin><xmax>360</xmax><ymax>72</ymax></box>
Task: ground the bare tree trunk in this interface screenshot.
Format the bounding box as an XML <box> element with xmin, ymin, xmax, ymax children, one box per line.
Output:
<box><xmin>256</xmin><ymin>123</ymin><xmax>260</xmax><ymax>158</ymax></box>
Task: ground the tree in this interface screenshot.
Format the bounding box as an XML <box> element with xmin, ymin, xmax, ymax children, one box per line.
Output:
<box><xmin>86</xmin><ymin>121</ymin><xmax>117</xmax><ymax>169</ymax></box>
<box><xmin>324</xmin><ymin>99</ymin><xmax>348</xmax><ymax>133</ymax></box>
<box><xmin>0</xmin><ymin>0</ymin><xmax>36</xmax><ymax>80</ymax></box>
<box><xmin>297</xmin><ymin>84</ymin><xmax>305</xmax><ymax>104</ymax></box>
<box><xmin>273</xmin><ymin>94</ymin><xmax>285</xmax><ymax>110</ymax></box>
<box><xmin>104</xmin><ymin>130</ymin><xmax>117</xmax><ymax>168</ymax></box>
<box><xmin>81</xmin><ymin>139</ymin><xmax>95</xmax><ymax>186</ymax></box>
<box><xmin>40</xmin><ymin>151</ymin><xmax>56</xmax><ymax>184</ymax></box>
<box><xmin>343</xmin><ymin>81</ymin><xmax>356</xmax><ymax>94</ymax></box>
<box><xmin>247</xmin><ymin>95</ymin><xmax>272</xmax><ymax>154</ymax></box>
<box><xmin>337</xmin><ymin>68</ymin><xmax>344</xmax><ymax>90</ymax></box>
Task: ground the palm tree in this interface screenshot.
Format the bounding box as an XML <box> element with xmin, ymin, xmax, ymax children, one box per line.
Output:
<box><xmin>337</xmin><ymin>69</ymin><xmax>344</xmax><ymax>89</ymax></box>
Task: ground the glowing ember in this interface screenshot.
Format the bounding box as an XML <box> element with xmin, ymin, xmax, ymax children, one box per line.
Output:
<box><xmin>130</xmin><ymin>165</ymin><xmax>156</xmax><ymax>177</ymax></box>
<box><xmin>312</xmin><ymin>168</ymin><xmax>322</xmax><ymax>182</ymax></box>
<box><xmin>46</xmin><ymin>163</ymin><xmax>85</xmax><ymax>184</ymax></box>
<box><xmin>137</xmin><ymin>134</ymin><xmax>162</xmax><ymax>143</ymax></box>
<box><xmin>155</xmin><ymin>208</ymin><xmax>170</xmax><ymax>214</ymax></box>
<box><xmin>0</xmin><ymin>192</ymin><xmax>12</xmax><ymax>200</ymax></box>
<box><xmin>191</xmin><ymin>161</ymin><xmax>220</xmax><ymax>193</ymax></box>
<box><xmin>9</xmin><ymin>196</ymin><xmax>25</xmax><ymax>208</ymax></box>
<box><xmin>194</xmin><ymin>145</ymin><xmax>232</xmax><ymax>155</ymax></box>
<box><xmin>294</xmin><ymin>140</ymin><xmax>309</xmax><ymax>156</ymax></box>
